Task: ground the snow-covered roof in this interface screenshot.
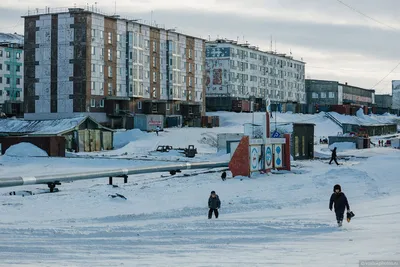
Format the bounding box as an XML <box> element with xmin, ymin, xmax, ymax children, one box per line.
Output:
<box><xmin>0</xmin><ymin>116</ymin><xmax>111</xmax><ymax>135</ymax></box>
<box><xmin>0</xmin><ymin>32</ymin><xmax>24</xmax><ymax>45</ymax></box>
<box><xmin>327</xmin><ymin>110</ymin><xmax>399</xmax><ymax>126</ymax></box>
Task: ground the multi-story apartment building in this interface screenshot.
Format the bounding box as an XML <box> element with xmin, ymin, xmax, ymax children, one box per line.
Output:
<box><xmin>205</xmin><ymin>39</ymin><xmax>306</xmax><ymax>111</ymax></box>
<box><xmin>23</xmin><ymin>7</ymin><xmax>206</xmax><ymax>126</ymax></box>
<box><xmin>0</xmin><ymin>41</ymin><xmax>24</xmax><ymax>117</ymax></box>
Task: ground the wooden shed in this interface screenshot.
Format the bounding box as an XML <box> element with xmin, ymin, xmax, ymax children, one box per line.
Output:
<box><xmin>0</xmin><ymin>116</ymin><xmax>114</xmax><ymax>153</ymax></box>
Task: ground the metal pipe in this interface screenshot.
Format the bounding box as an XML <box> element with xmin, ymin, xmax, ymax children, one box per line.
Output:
<box><xmin>0</xmin><ymin>161</ymin><xmax>230</xmax><ymax>188</ymax></box>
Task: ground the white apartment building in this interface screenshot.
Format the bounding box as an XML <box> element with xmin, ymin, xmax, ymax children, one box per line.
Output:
<box><xmin>205</xmin><ymin>39</ymin><xmax>305</xmax><ymax>111</ymax></box>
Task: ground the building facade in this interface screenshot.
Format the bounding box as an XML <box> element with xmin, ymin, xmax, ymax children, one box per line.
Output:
<box><xmin>392</xmin><ymin>80</ymin><xmax>400</xmax><ymax>110</ymax></box>
<box><xmin>305</xmin><ymin>79</ymin><xmax>375</xmax><ymax>110</ymax></box>
<box><xmin>205</xmin><ymin>39</ymin><xmax>306</xmax><ymax>111</ymax></box>
<box><xmin>23</xmin><ymin>7</ymin><xmax>206</xmax><ymax>126</ymax></box>
<box><xmin>0</xmin><ymin>42</ymin><xmax>24</xmax><ymax>117</ymax></box>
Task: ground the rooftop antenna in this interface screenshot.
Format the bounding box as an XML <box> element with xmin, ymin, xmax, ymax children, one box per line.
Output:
<box><xmin>151</xmin><ymin>10</ymin><xmax>153</xmax><ymax>26</ymax></box>
<box><xmin>270</xmin><ymin>35</ymin><xmax>272</xmax><ymax>52</ymax></box>
<box><xmin>275</xmin><ymin>40</ymin><xmax>276</xmax><ymax>53</ymax></box>
<box><xmin>114</xmin><ymin>0</ymin><xmax>116</xmax><ymax>15</ymax></box>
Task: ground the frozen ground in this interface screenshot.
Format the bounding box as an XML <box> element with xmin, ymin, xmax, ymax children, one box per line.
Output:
<box><xmin>0</xmin><ymin>111</ymin><xmax>399</xmax><ymax>266</ymax></box>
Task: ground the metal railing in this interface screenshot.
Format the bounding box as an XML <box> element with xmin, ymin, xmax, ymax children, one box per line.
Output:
<box><xmin>0</xmin><ymin>161</ymin><xmax>229</xmax><ymax>189</ymax></box>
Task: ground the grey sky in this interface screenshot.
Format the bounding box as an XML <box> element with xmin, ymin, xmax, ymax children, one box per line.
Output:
<box><xmin>1</xmin><ymin>0</ymin><xmax>399</xmax><ymax>94</ymax></box>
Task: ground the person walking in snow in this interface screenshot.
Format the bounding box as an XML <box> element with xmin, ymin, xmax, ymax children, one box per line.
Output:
<box><xmin>329</xmin><ymin>184</ymin><xmax>351</xmax><ymax>227</ymax></box>
<box><xmin>155</xmin><ymin>126</ymin><xmax>160</xmax><ymax>136</ymax></box>
<box><xmin>208</xmin><ymin>191</ymin><xmax>221</xmax><ymax>219</ymax></box>
<box><xmin>329</xmin><ymin>147</ymin><xmax>339</xmax><ymax>165</ymax></box>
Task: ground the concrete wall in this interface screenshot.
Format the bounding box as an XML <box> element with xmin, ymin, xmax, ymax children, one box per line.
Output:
<box><xmin>375</xmin><ymin>95</ymin><xmax>392</xmax><ymax>109</ymax></box>
<box><xmin>217</xmin><ymin>133</ymin><xmax>243</xmax><ymax>151</ymax></box>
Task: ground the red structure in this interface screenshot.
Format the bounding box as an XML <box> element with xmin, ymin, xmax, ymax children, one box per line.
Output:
<box><xmin>228</xmin><ymin>136</ymin><xmax>250</xmax><ymax>177</ymax></box>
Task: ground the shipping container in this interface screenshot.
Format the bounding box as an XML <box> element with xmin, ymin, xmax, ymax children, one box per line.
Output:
<box><xmin>232</xmin><ymin>100</ymin><xmax>251</xmax><ymax>113</ymax></box>
<box><xmin>166</xmin><ymin>115</ymin><xmax>182</xmax><ymax>128</ymax></box>
<box><xmin>134</xmin><ymin>114</ymin><xmax>164</xmax><ymax>131</ymax></box>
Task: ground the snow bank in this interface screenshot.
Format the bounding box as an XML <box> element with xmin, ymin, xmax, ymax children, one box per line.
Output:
<box><xmin>356</xmin><ymin>107</ymin><xmax>365</xmax><ymax>118</ymax></box>
<box><xmin>4</xmin><ymin>142</ymin><xmax>49</xmax><ymax>157</ymax></box>
<box><xmin>113</xmin><ymin>129</ymin><xmax>147</xmax><ymax>149</ymax></box>
<box><xmin>329</xmin><ymin>142</ymin><xmax>356</xmax><ymax>152</ymax></box>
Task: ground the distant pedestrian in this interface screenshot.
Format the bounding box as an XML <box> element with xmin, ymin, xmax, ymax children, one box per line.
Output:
<box><xmin>329</xmin><ymin>147</ymin><xmax>339</xmax><ymax>165</ymax></box>
<box><xmin>208</xmin><ymin>191</ymin><xmax>221</xmax><ymax>219</ymax></box>
<box><xmin>156</xmin><ymin>126</ymin><xmax>160</xmax><ymax>136</ymax></box>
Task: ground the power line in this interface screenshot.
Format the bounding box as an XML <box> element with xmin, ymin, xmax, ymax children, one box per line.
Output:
<box><xmin>333</xmin><ymin>0</ymin><xmax>398</xmax><ymax>31</ymax></box>
<box><xmin>371</xmin><ymin>61</ymin><xmax>400</xmax><ymax>89</ymax></box>
<box><xmin>333</xmin><ymin>0</ymin><xmax>400</xmax><ymax>92</ymax></box>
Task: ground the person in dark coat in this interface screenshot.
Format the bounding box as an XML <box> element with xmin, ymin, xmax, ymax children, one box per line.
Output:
<box><xmin>208</xmin><ymin>191</ymin><xmax>221</xmax><ymax>219</ymax></box>
<box><xmin>329</xmin><ymin>147</ymin><xmax>339</xmax><ymax>165</ymax></box>
<box><xmin>329</xmin><ymin>184</ymin><xmax>351</xmax><ymax>226</ymax></box>
<box><xmin>221</xmin><ymin>171</ymin><xmax>227</xmax><ymax>181</ymax></box>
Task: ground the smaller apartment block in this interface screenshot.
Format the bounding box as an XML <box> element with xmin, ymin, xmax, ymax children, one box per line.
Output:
<box><xmin>0</xmin><ymin>42</ymin><xmax>24</xmax><ymax>116</ymax></box>
<box><xmin>205</xmin><ymin>39</ymin><xmax>306</xmax><ymax>112</ymax></box>
<box><xmin>23</xmin><ymin>7</ymin><xmax>206</xmax><ymax>127</ymax></box>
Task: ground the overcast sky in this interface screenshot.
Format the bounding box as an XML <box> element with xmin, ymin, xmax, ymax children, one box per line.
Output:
<box><xmin>0</xmin><ymin>0</ymin><xmax>399</xmax><ymax>94</ymax></box>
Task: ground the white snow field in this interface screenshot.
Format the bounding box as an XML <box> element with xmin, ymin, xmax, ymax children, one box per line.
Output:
<box><xmin>0</xmin><ymin>111</ymin><xmax>400</xmax><ymax>267</ymax></box>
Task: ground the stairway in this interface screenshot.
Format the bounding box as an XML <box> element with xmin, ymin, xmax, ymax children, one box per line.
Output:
<box><xmin>325</xmin><ymin>112</ymin><xmax>343</xmax><ymax>130</ymax></box>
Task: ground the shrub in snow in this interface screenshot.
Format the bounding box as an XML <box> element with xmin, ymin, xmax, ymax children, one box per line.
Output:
<box><xmin>4</xmin><ymin>142</ymin><xmax>48</xmax><ymax>157</ymax></box>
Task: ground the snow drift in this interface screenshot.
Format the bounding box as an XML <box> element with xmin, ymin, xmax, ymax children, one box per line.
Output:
<box><xmin>4</xmin><ymin>142</ymin><xmax>49</xmax><ymax>157</ymax></box>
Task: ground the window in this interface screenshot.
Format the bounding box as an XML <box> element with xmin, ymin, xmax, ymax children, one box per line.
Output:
<box><xmin>99</xmin><ymin>65</ymin><xmax>103</xmax><ymax>73</ymax></box>
<box><xmin>6</xmin><ymin>52</ymin><xmax>10</xmax><ymax>58</ymax></box>
<box><xmin>129</xmin><ymin>84</ymin><xmax>133</xmax><ymax>92</ymax></box>
<box><xmin>137</xmin><ymin>101</ymin><xmax>142</xmax><ymax>110</ymax></box>
<box><xmin>6</xmin><ymin>64</ymin><xmax>10</xmax><ymax>71</ymax></box>
<box><xmin>189</xmin><ymin>63</ymin><xmax>192</xmax><ymax>72</ymax></box>
<box><xmin>166</xmin><ymin>103</ymin><xmax>170</xmax><ymax>110</ymax></box>
<box><xmin>100</xmin><ymin>82</ymin><xmax>104</xmax><ymax>92</ymax></box>
<box><xmin>188</xmin><ymin>49</ymin><xmax>192</xmax><ymax>58</ymax></box>
<box><xmin>153</xmin><ymin>41</ymin><xmax>156</xmax><ymax>52</ymax></box>
<box><xmin>101</xmin><ymin>48</ymin><xmax>104</xmax><ymax>57</ymax></box>
<box><xmin>100</xmin><ymin>30</ymin><xmax>104</xmax><ymax>39</ymax></box>
<box><xmin>108</xmin><ymin>49</ymin><xmax>112</xmax><ymax>61</ymax></box>
<box><xmin>16</xmin><ymin>78</ymin><xmax>20</xmax><ymax>85</ymax></box>
<box><xmin>6</xmin><ymin>90</ymin><xmax>10</xmax><ymax>96</ymax></box>
<box><xmin>0</xmin><ymin>50</ymin><xmax>2</xmax><ymax>57</ymax></box>
<box><xmin>91</xmin><ymin>46</ymin><xmax>95</xmax><ymax>55</ymax></box>
<box><xmin>91</xmin><ymin>99</ymin><xmax>96</xmax><ymax>107</ymax></box>
<box><xmin>108</xmin><ymin>32</ymin><xmax>112</xmax><ymax>44</ymax></box>
<box><xmin>0</xmin><ymin>64</ymin><xmax>2</xmax><ymax>70</ymax></box>
<box><xmin>153</xmin><ymin>57</ymin><xmax>156</xmax><ymax>67</ymax></box>
<box><xmin>91</xmin><ymin>29</ymin><xmax>96</xmax><ymax>38</ymax></box>
<box><xmin>117</xmin><ymin>50</ymin><xmax>121</xmax><ymax>59</ymax></box>
<box><xmin>153</xmin><ymin>71</ymin><xmax>156</xmax><ymax>83</ymax></box>
<box><xmin>176</xmin><ymin>103</ymin><xmax>180</xmax><ymax>111</ymax></box>
<box><xmin>129</xmin><ymin>51</ymin><xmax>133</xmax><ymax>60</ymax></box>
<box><xmin>329</xmin><ymin>92</ymin><xmax>335</xmax><ymax>98</ymax></box>
<box><xmin>100</xmin><ymin>99</ymin><xmax>104</xmax><ymax>107</ymax></box>
<box><xmin>108</xmin><ymin>66</ymin><xmax>112</xmax><ymax>77</ymax></box>
<box><xmin>91</xmin><ymin>81</ymin><xmax>96</xmax><ymax>90</ymax></box>
<box><xmin>16</xmin><ymin>65</ymin><xmax>20</xmax><ymax>72</ymax></box>
<box><xmin>117</xmin><ymin>34</ymin><xmax>121</xmax><ymax>42</ymax></box>
<box><xmin>118</xmin><ymin>84</ymin><xmax>122</xmax><ymax>92</ymax></box>
<box><xmin>16</xmin><ymin>53</ymin><xmax>21</xmax><ymax>59</ymax></box>
<box><xmin>92</xmin><ymin>64</ymin><xmax>96</xmax><ymax>72</ymax></box>
<box><xmin>320</xmin><ymin>92</ymin><xmax>326</xmax><ymax>98</ymax></box>
<box><xmin>108</xmin><ymin>82</ymin><xmax>112</xmax><ymax>95</ymax></box>
<box><xmin>16</xmin><ymin>91</ymin><xmax>20</xmax><ymax>98</ymax></box>
<box><xmin>152</xmin><ymin>87</ymin><xmax>157</xmax><ymax>98</ymax></box>
<box><xmin>0</xmin><ymin>77</ymin><xmax>2</xmax><ymax>83</ymax></box>
<box><xmin>6</xmin><ymin>77</ymin><xmax>10</xmax><ymax>84</ymax></box>
<box><xmin>189</xmin><ymin>77</ymin><xmax>192</xmax><ymax>86</ymax></box>
<box><xmin>312</xmin><ymin>92</ymin><xmax>318</xmax><ymax>99</ymax></box>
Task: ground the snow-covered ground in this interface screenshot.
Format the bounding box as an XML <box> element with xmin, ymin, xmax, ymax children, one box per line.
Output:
<box><xmin>0</xmin><ymin>111</ymin><xmax>399</xmax><ymax>266</ymax></box>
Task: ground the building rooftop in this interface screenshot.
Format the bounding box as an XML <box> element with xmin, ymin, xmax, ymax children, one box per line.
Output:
<box><xmin>206</xmin><ymin>38</ymin><xmax>305</xmax><ymax>64</ymax></box>
<box><xmin>306</xmin><ymin>79</ymin><xmax>375</xmax><ymax>93</ymax></box>
<box><xmin>22</xmin><ymin>6</ymin><xmax>205</xmax><ymax>41</ymax></box>
<box><xmin>0</xmin><ymin>33</ymin><xmax>24</xmax><ymax>46</ymax></box>
<box><xmin>0</xmin><ymin>116</ymin><xmax>113</xmax><ymax>136</ymax></box>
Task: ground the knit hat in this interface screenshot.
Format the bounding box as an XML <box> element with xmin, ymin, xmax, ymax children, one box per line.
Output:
<box><xmin>211</xmin><ymin>191</ymin><xmax>216</xmax><ymax>194</ymax></box>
